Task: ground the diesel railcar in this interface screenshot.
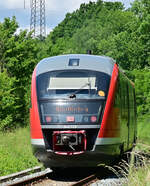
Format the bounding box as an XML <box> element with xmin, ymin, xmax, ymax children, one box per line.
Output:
<box><xmin>30</xmin><ymin>54</ymin><xmax>137</xmax><ymax>168</ymax></box>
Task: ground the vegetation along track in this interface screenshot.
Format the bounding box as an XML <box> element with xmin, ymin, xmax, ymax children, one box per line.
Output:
<box><xmin>0</xmin><ymin>166</ymin><xmax>123</xmax><ymax>186</ymax></box>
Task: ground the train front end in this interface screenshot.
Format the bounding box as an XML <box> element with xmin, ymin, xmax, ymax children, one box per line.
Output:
<box><xmin>30</xmin><ymin>55</ymin><xmax>120</xmax><ymax>167</ymax></box>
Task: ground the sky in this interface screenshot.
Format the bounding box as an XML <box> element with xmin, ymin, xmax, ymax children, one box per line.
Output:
<box><xmin>0</xmin><ymin>0</ymin><xmax>134</xmax><ymax>35</ymax></box>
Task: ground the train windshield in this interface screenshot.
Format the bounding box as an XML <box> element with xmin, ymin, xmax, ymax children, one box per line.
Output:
<box><xmin>37</xmin><ymin>70</ymin><xmax>110</xmax><ymax>99</ymax></box>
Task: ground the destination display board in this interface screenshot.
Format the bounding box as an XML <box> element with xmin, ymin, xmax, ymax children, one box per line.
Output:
<box><xmin>40</xmin><ymin>101</ymin><xmax>103</xmax><ymax>124</ymax></box>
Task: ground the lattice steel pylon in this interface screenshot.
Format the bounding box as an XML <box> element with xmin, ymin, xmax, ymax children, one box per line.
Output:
<box><xmin>30</xmin><ymin>0</ymin><xmax>46</xmax><ymax>38</ymax></box>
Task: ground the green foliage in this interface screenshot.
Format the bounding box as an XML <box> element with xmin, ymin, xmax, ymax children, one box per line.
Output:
<box><xmin>0</xmin><ymin>0</ymin><xmax>150</xmax><ymax>131</ymax></box>
<box><xmin>0</xmin><ymin>16</ymin><xmax>18</xmax><ymax>72</ymax></box>
<box><xmin>0</xmin><ymin>71</ymin><xmax>16</xmax><ymax>130</ymax></box>
<box><xmin>64</xmin><ymin>9</ymin><xmax>134</xmax><ymax>55</ymax></box>
<box><xmin>132</xmin><ymin>69</ymin><xmax>150</xmax><ymax>115</ymax></box>
<box><xmin>43</xmin><ymin>0</ymin><xmax>150</xmax><ymax>119</ymax></box>
<box><xmin>44</xmin><ymin>0</ymin><xmax>150</xmax><ymax>71</ymax></box>
<box><xmin>0</xmin><ymin>17</ymin><xmax>40</xmax><ymax>131</ymax></box>
<box><xmin>45</xmin><ymin>0</ymin><xmax>125</xmax><ymax>56</ymax></box>
<box><xmin>0</xmin><ymin>1</ymin><xmax>150</xmax><ymax>179</ymax></box>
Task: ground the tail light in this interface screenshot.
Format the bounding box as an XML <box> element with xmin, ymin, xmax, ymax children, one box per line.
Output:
<box><xmin>46</xmin><ymin>116</ymin><xmax>52</xmax><ymax>122</ymax></box>
<box><xmin>91</xmin><ymin>116</ymin><xmax>97</xmax><ymax>123</ymax></box>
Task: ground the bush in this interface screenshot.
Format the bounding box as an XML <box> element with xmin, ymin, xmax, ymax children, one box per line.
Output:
<box><xmin>0</xmin><ymin>71</ymin><xmax>16</xmax><ymax>131</ymax></box>
<box><xmin>132</xmin><ymin>69</ymin><xmax>150</xmax><ymax>116</ymax></box>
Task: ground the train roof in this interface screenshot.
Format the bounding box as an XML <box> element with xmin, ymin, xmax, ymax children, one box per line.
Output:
<box><xmin>36</xmin><ymin>54</ymin><xmax>116</xmax><ymax>76</ymax></box>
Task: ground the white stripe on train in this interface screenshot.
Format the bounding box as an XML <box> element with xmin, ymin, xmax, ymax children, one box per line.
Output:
<box><xmin>31</xmin><ymin>139</ymin><xmax>45</xmax><ymax>146</ymax></box>
<box><xmin>96</xmin><ymin>138</ymin><xmax>121</xmax><ymax>145</ymax></box>
<box><xmin>31</xmin><ymin>138</ymin><xmax>121</xmax><ymax>146</ymax></box>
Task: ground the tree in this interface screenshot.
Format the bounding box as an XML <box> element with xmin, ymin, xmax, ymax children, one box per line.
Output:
<box><xmin>132</xmin><ymin>69</ymin><xmax>150</xmax><ymax>115</ymax></box>
<box><xmin>0</xmin><ymin>17</ymin><xmax>18</xmax><ymax>72</ymax></box>
<box><xmin>0</xmin><ymin>71</ymin><xmax>16</xmax><ymax>130</ymax></box>
<box><xmin>0</xmin><ymin>17</ymin><xmax>40</xmax><ymax>130</ymax></box>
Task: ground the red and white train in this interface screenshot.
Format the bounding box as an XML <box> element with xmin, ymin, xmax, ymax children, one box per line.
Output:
<box><xmin>30</xmin><ymin>54</ymin><xmax>137</xmax><ymax>168</ymax></box>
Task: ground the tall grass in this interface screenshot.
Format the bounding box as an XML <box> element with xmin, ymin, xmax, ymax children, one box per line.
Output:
<box><xmin>105</xmin><ymin>116</ymin><xmax>150</xmax><ymax>185</ymax></box>
<box><xmin>0</xmin><ymin>127</ymin><xmax>40</xmax><ymax>176</ymax></box>
<box><xmin>105</xmin><ymin>145</ymin><xmax>150</xmax><ymax>185</ymax></box>
<box><xmin>124</xmin><ymin>115</ymin><xmax>150</xmax><ymax>185</ymax></box>
<box><xmin>127</xmin><ymin>143</ymin><xmax>150</xmax><ymax>185</ymax></box>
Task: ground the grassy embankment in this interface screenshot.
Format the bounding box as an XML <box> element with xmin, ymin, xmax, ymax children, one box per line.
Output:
<box><xmin>121</xmin><ymin>115</ymin><xmax>150</xmax><ymax>185</ymax></box>
<box><xmin>0</xmin><ymin>127</ymin><xmax>40</xmax><ymax>176</ymax></box>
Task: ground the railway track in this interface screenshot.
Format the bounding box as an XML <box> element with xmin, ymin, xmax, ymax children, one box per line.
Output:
<box><xmin>0</xmin><ymin>166</ymin><xmax>52</xmax><ymax>186</ymax></box>
<box><xmin>0</xmin><ymin>166</ymin><xmax>126</xmax><ymax>186</ymax></box>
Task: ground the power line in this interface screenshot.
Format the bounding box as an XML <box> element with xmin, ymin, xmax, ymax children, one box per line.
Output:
<box><xmin>30</xmin><ymin>0</ymin><xmax>46</xmax><ymax>38</ymax></box>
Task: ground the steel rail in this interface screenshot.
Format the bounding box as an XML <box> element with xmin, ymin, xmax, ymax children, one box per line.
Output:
<box><xmin>0</xmin><ymin>166</ymin><xmax>42</xmax><ymax>183</ymax></box>
<box><xmin>0</xmin><ymin>166</ymin><xmax>114</xmax><ymax>186</ymax></box>
<box><xmin>71</xmin><ymin>174</ymin><xmax>98</xmax><ymax>186</ymax></box>
<box><xmin>0</xmin><ymin>166</ymin><xmax>52</xmax><ymax>186</ymax></box>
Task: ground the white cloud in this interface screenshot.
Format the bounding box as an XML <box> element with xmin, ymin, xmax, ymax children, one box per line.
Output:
<box><xmin>15</xmin><ymin>25</ymin><xmax>30</xmax><ymax>34</ymax></box>
<box><xmin>0</xmin><ymin>0</ymin><xmax>134</xmax><ymax>11</ymax></box>
<box><xmin>46</xmin><ymin>27</ymin><xmax>53</xmax><ymax>34</ymax></box>
<box><xmin>0</xmin><ymin>0</ymin><xmax>97</xmax><ymax>11</ymax></box>
<box><xmin>103</xmin><ymin>0</ymin><xmax>134</xmax><ymax>8</ymax></box>
<box><xmin>46</xmin><ymin>0</ymin><xmax>97</xmax><ymax>12</ymax></box>
<box><xmin>0</xmin><ymin>0</ymin><xmax>30</xmax><ymax>9</ymax></box>
<box><xmin>0</xmin><ymin>0</ymin><xmax>134</xmax><ymax>34</ymax></box>
<box><xmin>0</xmin><ymin>0</ymin><xmax>98</xmax><ymax>29</ymax></box>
